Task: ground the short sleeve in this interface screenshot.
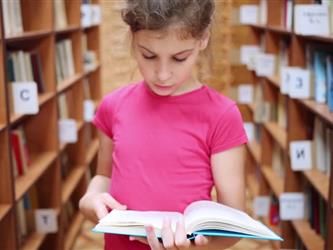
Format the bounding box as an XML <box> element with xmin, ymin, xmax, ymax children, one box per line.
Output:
<box><xmin>209</xmin><ymin>104</ymin><xmax>248</xmax><ymax>154</ymax></box>
<box><xmin>92</xmin><ymin>94</ymin><xmax>114</xmax><ymax>139</ymax></box>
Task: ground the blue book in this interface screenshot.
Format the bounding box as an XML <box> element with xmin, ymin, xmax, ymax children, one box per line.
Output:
<box><xmin>313</xmin><ymin>51</ymin><xmax>327</xmax><ymax>103</ymax></box>
<box><xmin>326</xmin><ymin>55</ymin><xmax>333</xmax><ymax>112</ymax></box>
<box><xmin>92</xmin><ymin>200</ymin><xmax>282</xmax><ymax>241</ymax></box>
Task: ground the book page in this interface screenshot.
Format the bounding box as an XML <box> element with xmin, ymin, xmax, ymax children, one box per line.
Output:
<box><xmin>184</xmin><ymin>201</ymin><xmax>276</xmax><ymax>237</ymax></box>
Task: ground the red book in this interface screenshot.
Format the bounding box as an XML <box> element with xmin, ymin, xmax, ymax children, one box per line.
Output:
<box><xmin>11</xmin><ymin>131</ymin><xmax>24</xmax><ymax>176</ymax></box>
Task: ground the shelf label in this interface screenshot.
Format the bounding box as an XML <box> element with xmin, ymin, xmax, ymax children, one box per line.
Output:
<box><xmin>253</xmin><ymin>196</ymin><xmax>270</xmax><ymax>217</ymax></box>
<box><xmin>290</xmin><ymin>140</ymin><xmax>312</xmax><ymax>171</ymax></box>
<box><xmin>238</xmin><ymin>84</ymin><xmax>254</xmax><ymax>104</ymax></box>
<box><xmin>35</xmin><ymin>209</ymin><xmax>58</xmax><ymax>233</ymax></box>
<box><xmin>282</xmin><ymin>67</ymin><xmax>311</xmax><ymax>99</ymax></box>
<box><xmin>279</xmin><ymin>193</ymin><xmax>305</xmax><ymax>220</ymax></box>
<box><xmin>59</xmin><ymin>119</ymin><xmax>78</xmax><ymax>143</ymax></box>
<box><xmin>84</xmin><ymin>100</ymin><xmax>96</xmax><ymax>122</ymax></box>
<box><xmin>255</xmin><ymin>54</ymin><xmax>276</xmax><ymax>77</ymax></box>
<box><xmin>240</xmin><ymin>45</ymin><xmax>260</xmax><ymax>66</ymax></box>
<box><xmin>294</xmin><ymin>5</ymin><xmax>330</xmax><ymax>36</ymax></box>
<box><xmin>244</xmin><ymin>122</ymin><xmax>255</xmax><ymax>142</ymax></box>
<box><xmin>239</xmin><ymin>5</ymin><xmax>258</xmax><ymax>24</ymax></box>
<box><xmin>12</xmin><ymin>82</ymin><xmax>39</xmax><ymax>115</ymax></box>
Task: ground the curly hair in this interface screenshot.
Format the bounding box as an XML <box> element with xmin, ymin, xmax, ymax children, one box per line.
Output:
<box><xmin>121</xmin><ymin>0</ymin><xmax>215</xmax><ymax>39</ymax></box>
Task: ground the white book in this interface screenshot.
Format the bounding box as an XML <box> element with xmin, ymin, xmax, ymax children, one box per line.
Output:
<box><xmin>17</xmin><ymin>51</ymin><xmax>27</xmax><ymax>81</ymax></box>
<box><xmin>2</xmin><ymin>0</ymin><xmax>12</xmax><ymax>37</ymax></box>
<box><xmin>64</xmin><ymin>40</ymin><xmax>75</xmax><ymax>77</ymax></box>
<box><xmin>93</xmin><ymin>200</ymin><xmax>282</xmax><ymax>241</ymax></box>
<box><xmin>13</xmin><ymin>0</ymin><xmax>23</xmax><ymax>34</ymax></box>
<box><xmin>24</xmin><ymin>52</ymin><xmax>34</xmax><ymax>81</ymax></box>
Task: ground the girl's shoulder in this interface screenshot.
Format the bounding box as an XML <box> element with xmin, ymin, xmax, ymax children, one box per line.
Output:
<box><xmin>101</xmin><ymin>81</ymin><xmax>143</xmax><ymax>103</ymax></box>
<box><xmin>203</xmin><ymin>85</ymin><xmax>237</xmax><ymax>113</ymax></box>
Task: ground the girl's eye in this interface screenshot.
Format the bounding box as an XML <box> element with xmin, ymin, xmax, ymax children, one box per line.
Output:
<box><xmin>173</xmin><ymin>57</ymin><xmax>187</xmax><ymax>62</ymax></box>
<box><xmin>142</xmin><ymin>54</ymin><xmax>156</xmax><ymax>60</ymax></box>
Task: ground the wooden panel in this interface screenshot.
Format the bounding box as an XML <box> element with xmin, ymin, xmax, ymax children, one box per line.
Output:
<box><xmin>21</xmin><ymin>0</ymin><xmax>52</xmax><ymax>31</ymax></box>
<box><xmin>267</xmin><ymin>0</ymin><xmax>283</xmax><ymax>27</ymax></box>
<box><xmin>261</xmin><ymin>166</ymin><xmax>284</xmax><ymax>197</ymax></box>
<box><xmin>291</xmin><ymin>220</ymin><xmax>324</xmax><ymax>250</ymax></box>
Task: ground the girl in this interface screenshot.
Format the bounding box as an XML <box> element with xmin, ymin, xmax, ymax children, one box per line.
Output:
<box><xmin>79</xmin><ymin>1</ymin><xmax>248</xmax><ymax>249</ymax></box>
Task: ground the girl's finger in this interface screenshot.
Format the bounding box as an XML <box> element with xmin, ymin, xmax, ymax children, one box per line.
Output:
<box><xmin>174</xmin><ymin>218</ymin><xmax>191</xmax><ymax>248</ymax></box>
<box><xmin>95</xmin><ymin>204</ymin><xmax>109</xmax><ymax>220</ymax></box>
<box><xmin>145</xmin><ymin>226</ymin><xmax>163</xmax><ymax>250</ymax></box>
<box><xmin>102</xmin><ymin>193</ymin><xmax>127</xmax><ymax>210</ymax></box>
<box><xmin>161</xmin><ymin>218</ymin><xmax>176</xmax><ymax>249</ymax></box>
<box><xmin>129</xmin><ymin>236</ymin><xmax>149</xmax><ymax>245</ymax></box>
<box><xmin>194</xmin><ymin>235</ymin><xmax>209</xmax><ymax>246</ymax></box>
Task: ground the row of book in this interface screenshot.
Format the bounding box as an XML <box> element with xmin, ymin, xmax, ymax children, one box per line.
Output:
<box><xmin>56</xmin><ymin>39</ymin><xmax>76</xmax><ymax>85</ymax></box>
<box><xmin>235</xmin><ymin>1</ymin><xmax>333</xmax><ymax>36</ymax></box>
<box><xmin>2</xmin><ymin>0</ymin><xmax>23</xmax><ymax>38</ymax></box>
<box><xmin>6</xmin><ymin>50</ymin><xmax>45</xmax><ymax>93</ymax></box>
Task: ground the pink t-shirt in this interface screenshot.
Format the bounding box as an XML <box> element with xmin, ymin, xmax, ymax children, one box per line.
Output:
<box><xmin>93</xmin><ymin>81</ymin><xmax>248</xmax><ymax>250</ymax></box>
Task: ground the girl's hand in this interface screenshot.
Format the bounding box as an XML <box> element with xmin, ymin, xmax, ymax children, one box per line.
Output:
<box><xmin>79</xmin><ymin>192</ymin><xmax>127</xmax><ymax>223</ymax></box>
<box><xmin>129</xmin><ymin>218</ymin><xmax>210</xmax><ymax>249</ymax></box>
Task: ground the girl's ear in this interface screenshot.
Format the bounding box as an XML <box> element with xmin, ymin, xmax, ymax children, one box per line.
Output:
<box><xmin>199</xmin><ymin>31</ymin><xmax>210</xmax><ymax>51</ymax></box>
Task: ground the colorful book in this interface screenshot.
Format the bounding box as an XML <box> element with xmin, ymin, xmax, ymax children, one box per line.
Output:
<box><xmin>93</xmin><ymin>200</ymin><xmax>282</xmax><ymax>241</ymax></box>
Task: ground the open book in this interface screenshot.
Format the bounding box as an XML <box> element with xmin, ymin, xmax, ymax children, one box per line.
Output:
<box><xmin>93</xmin><ymin>200</ymin><xmax>282</xmax><ymax>241</ymax></box>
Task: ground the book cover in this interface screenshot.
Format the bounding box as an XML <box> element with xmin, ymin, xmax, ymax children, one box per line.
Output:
<box><xmin>93</xmin><ymin>200</ymin><xmax>282</xmax><ymax>241</ymax></box>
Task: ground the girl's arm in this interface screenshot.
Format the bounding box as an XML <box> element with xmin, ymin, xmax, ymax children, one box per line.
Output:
<box><xmin>79</xmin><ymin>132</ymin><xmax>126</xmax><ymax>223</ymax></box>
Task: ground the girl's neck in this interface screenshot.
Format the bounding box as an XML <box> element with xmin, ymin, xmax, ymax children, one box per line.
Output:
<box><xmin>171</xmin><ymin>76</ymin><xmax>202</xmax><ymax>96</ymax></box>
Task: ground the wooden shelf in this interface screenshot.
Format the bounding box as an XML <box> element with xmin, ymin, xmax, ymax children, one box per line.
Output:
<box><xmin>247</xmin><ymin>141</ymin><xmax>261</xmax><ymax>164</ymax></box>
<box><xmin>249</xmin><ymin>24</ymin><xmax>266</xmax><ymax>30</ymax></box>
<box><xmin>298</xmin><ymin>99</ymin><xmax>333</xmax><ymax>125</ymax></box>
<box><xmin>0</xmin><ymin>123</ymin><xmax>5</xmax><ymax>132</ymax></box>
<box><xmin>0</xmin><ymin>204</ymin><xmax>11</xmax><ymax>221</ymax></box>
<box><xmin>246</xmin><ymin>174</ymin><xmax>259</xmax><ymax>198</ymax></box>
<box><xmin>303</xmin><ymin>169</ymin><xmax>329</xmax><ymax>202</ymax></box>
<box><xmin>62</xmin><ymin>167</ymin><xmax>85</xmax><ymax>204</ymax></box>
<box><xmin>298</xmin><ymin>34</ymin><xmax>333</xmax><ymax>44</ymax></box>
<box><xmin>264</xmin><ymin>122</ymin><xmax>287</xmax><ymax>150</ymax></box>
<box><xmin>266</xmin><ymin>76</ymin><xmax>280</xmax><ymax>89</ymax></box>
<box><xmin>55</xmin><ymin>25</ymin><xmax>81</xmax><ymax>35</ymax></box>
<box><xmin>262</xmin><ymin>217</ymin><xmax>281</xmax><ymax>250</ymax></box>
<box><xmin>5</xmin><ymin>30</ymin><xmax>52</xmax><ymax>43</ymax></box>
<box><xmin>15</xmin><ymin>151</ymin><xmax>57</xmax><ymax>201</ymax></box>
<box><xmin>10</xmin><ymin>92</ymin><xmax>55</xmax><ymax>124</ymax></box>
<box><xmin>82</xmin><ymin>24</ymin><xmax>99</xmax><ymax>31</ymax></box>
<box><xmin>86</xmin><ymin>138</ymin><xmax>99</xmax><ymax>165</ymax></box>
<box><xmin>64</xmin><ymin>212</ymin><xmax>85</xmax><ymax>250</ymax></box>
<box><xmin>291</xmin><ymin>220</ymin><xmax>325</xmax><ymax>250</ymax></box>
<box><xmin>84</xmin><ymin>62</ymin><xmax>101</xmax><ymax>76</ymax></box>
<box><xmin>261</xmin><ymin>166</ymin><xmax>284</xmax><ymax>197</ymax></box>
<box><xmin>59</xmin><ymin>121</ymin><xmax>84</xmax><ymax>152</ymax></box>
<box><xmin>57</xmin><ymin>73</ymin><xmax>84</xmax><ymax>94</ymax></box>
<box><xmin>21</xmin><ymin>232</ymin><xmax>46</xmax><ymax>250</ymax></box>
<box><xmin>246</xmin><ymin>103</ymin><xmax>255</xmax><ymax>113</ymax></box>
<box><xmin>267</xmin><ymin>26</ymin><xmax>292</xmax><ymax>36</ymax></box>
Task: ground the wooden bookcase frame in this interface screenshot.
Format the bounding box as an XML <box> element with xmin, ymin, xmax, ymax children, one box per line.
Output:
<box><xmin>0</xmin><ymin>1</ymin><xmax>101</xmax><ymax>249</ymax></box>
<box><xmin>233</xmin><ymin>0</ymin><xmax>333</xmax><ymax>249</ymax></box>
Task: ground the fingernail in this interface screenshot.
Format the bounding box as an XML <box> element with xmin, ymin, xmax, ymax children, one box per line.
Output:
<box><xmin>129</xmin><ymin>236</ymin><xmax>134</xmax><ymax>241</ymax></box>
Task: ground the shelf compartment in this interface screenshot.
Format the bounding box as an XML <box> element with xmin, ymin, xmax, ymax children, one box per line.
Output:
<box><xmin>5</xmin><ymin>30</ymin><xmax>52</xmax><ymax>43</ymax></box>
<box><xmin>0</xmin><ymin>204</ymin><xmax>11</xmax><ymax>221</ymax></box>
<box><xmin>56</xmin><ymin>73</ymin><xmax>83</xmax><ymax>94</ymax></box>
<box><xmin>261</xmin><ymin>166</ymin><xmax>284</xmax><ymax>197</ymax></box>
<box><xmin>62</xmin><ymin>166</ymin><xmax>85</xmax><ymax>204</ymax></box>
<box><xmin>55</xmin><ymin>25</ymin><xmax>80</xmax><ymax>35</ymax></box>
<box><xmin>303</xmin><ymin>169</ymin><xmax>329</xmax><ymax>202</ymax></box>
<box><xmin>291</xmin><ymin>220</ymin><xmax>324</xmax><ymax>250</ymax></box>
<box><xmin>264</xmin><ymin>122</ymin><xmax>287</xmax><ymax>150</ymax></box>
<box><xmin>21</xmin><ymin>232</ymin><xmax>46</xmax><ymax>250</ymax></box>
<box><xmin>298</xmin><ymin>99</ymin><xmax>333</xmax><ymax>125</ymax></box>
<box><xmin>86</xmin><ymin>138</ymin><xmax>99</xmax><ymax>165</ymax></box>
<box><xmin>64</xmin><ymin>212</ymin><xmax>85</xmax><ymax>250</ymax></box>
<box><xmin>247</xmin><ymin>141</ymin><xmax>261</xmax><ymax>164</ymax></box>
<box><xmin>15</xmin><ymin>151</ymin><xmax>57</xmax><ymax>201</ymax></box>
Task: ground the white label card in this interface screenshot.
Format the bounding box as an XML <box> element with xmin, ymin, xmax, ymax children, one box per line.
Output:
<box><xmin>35</xmin><ymin>209</ymin><xmax>58</xmax><ymax>233</ymax></box>
<box><xmin>255</xmin><ymin>54</ymin><xmax>276</xmax><ymax>77</ymax></box>
<box><xmin>289</xmin><ymin>140</ymin><xmax>312</xmax><ymax>171</ymax></box>
<box><xmin>240</xmin><ymin>46</ymin><xmax>260</xmax><ymax>65</ymax></box>
<box><xmin>238</xmin><ymin>84</ymin><xmax>254</xmax><ymax>104</ymax></box>
<box><xmin>84</xmin><ymin>100</ymin><xmax>96</xmax><ymax>122</ymax></box>
<box><xmin>294</xmin><ymin>5</ymin><xmax>330</xmax><ymax>36</ymax></box>
<box><xmin>12</xmin><ymin>82</ymin><xmax>39</xmax><ymax>115</ymax></box>
<box><xmin>279</xmin><ymin>193</ymin><xmax>305</xmax><ymax>220</ymax></box>
<box><xmin>253</xmin><ymin>196</ymin><xmax>270</xmax><ymax>217</ymax></box>
<box><xmin>240</xmin><ymin>5</ymin><xmax>258</xmax><ymax>24</ymax></box>
<box><xmin>58</xmin><ymin>119</ymin><xmax>78</xmax><ymax>143</ymax></box>
<box><xmin>243</xmin><ymin>122</ymin><xmax>255</xmax><ymax>142</ymax></box>
<box><xmin>287</xmin><ymin>68</ymin><xmax>311</xmax><ymax>99</ymax></box>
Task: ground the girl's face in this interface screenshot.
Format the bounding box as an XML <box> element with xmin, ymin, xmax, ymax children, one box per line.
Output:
<box><xmin>133</xmin><ymin>26</ymin><xmax>209</xmax><ymax>96</ymax></box>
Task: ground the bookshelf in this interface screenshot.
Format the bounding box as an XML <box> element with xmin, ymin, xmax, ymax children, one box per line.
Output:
<box><xmin>0</xmin><ymin>0</ymin><xmax>101</xmax><ymax>249</ymax></box>
<box><xmin>232</xmin><ymin>0</ymin><xmax>333</xmax><ymax>249</ymax></box>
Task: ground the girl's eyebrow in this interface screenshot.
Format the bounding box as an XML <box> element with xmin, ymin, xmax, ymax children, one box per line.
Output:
<box><xmin>138</xmin><ymin>45</ymin><xmax>194</xmax><ymax>56</ymax></box>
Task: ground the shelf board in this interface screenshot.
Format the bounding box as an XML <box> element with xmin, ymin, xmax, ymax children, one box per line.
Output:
<box><xmin>0</xmin><ymin>123</ymin><xmax>6</xmax><ymax>132</ymax></box>
<box><xmin>21</xmin><ymin>232</ymin><xmax>46</xmax><ymax>250</ymax></box>
<box><xmin>249</xmin><ymin>24</ymin><xmax>266</xmax><ymax>30</ymax></box>
<box><xmin>303</xmin><ymin>169</ymin><xmax>329</xmax><ymax>202</ymax></box>
<box><xmin>62</xmin><ymin>166</ymin><xmax>85</xmax><ymax>204</ymax></box>
<box><xmin>86</xmin><ymin>138</ymin><xmax>99</xmax><ymax>165</ymax></box>
<box><xmin>64</xmin><ymin>212</ymin><xmax>85</xmax><ymax>250</ymax></box>
<box><xmin>82</xmin><ymin>24</ymin><xmax>99</xmax><ymax>31</ymax></box>
<box><xmin>246</xmin><ymin>103</ymin><xmax>255</xmax><ymax>113</ymax></box>
<box><xmin>291</xmin><ymin>220</ymin><xmax>325</xmax><ymax>250</ymax></box>
<box><xmin>261</xmin><ymin>166</ymin><xmax>284</xmax><ymax>197</ymax></box>
<box><xmin>246</xmin><ymin>174</ymin><xmax>259</xmax><ymax>198</ymax></box>
<box><xmin>55</xmin><ymin>25</ymin><xmax>81</xmax><ymax>35</ymax></box>
<box><xmin>57</xmin><ymin>73</ymin><xmax>84</xmax><ymax>93</ymax></box>
<box><xmin>5</xmin><ymin>29</ymin><xmax>52</xmax><ymax>43</ymax></box>
<box><xmin>298</xmin><ymin>33</ymin><xmax>333</xmax><ymax>43</ymax></box>
<box><xmin>264</xmin><ymin>122</ymin><xmax>287</xmax><ymax>150</ymax></box>
<box><xmin>267</xmin><ymin>25</ymin><xmax>292</xmax><ymax>36</ymax></box>
<box><xmin>83</xmin><ymin>62</ymin><xmax>101</xmax><ymax>76</ymax></box>
<box><xmin>266</xmin><ymin>75</ymin><xmax>280</xmax><ymax>89</ymax></box>
<box><xmin>10</xmin><ymin>92</ymin><xmax>55</xmax><ymax>124</ymax></box>
<box><xmin>247</xmin><ymin>141</ymin><xmax>261</xmax><ymax>163</ymax></box>
<box><xmin>15</xmin><ymin>151</ymin><xmax>57</xmax><ymax>201</ymax></box>
<box><xmin>298</xmin><ymin>99</ymin><xmax>333</xmax><ymax>125</ymax></box>
<box><xmin>0</xmin><ymin>204</ymin><xmax>11</xmax><ymax>221</ymax></box>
